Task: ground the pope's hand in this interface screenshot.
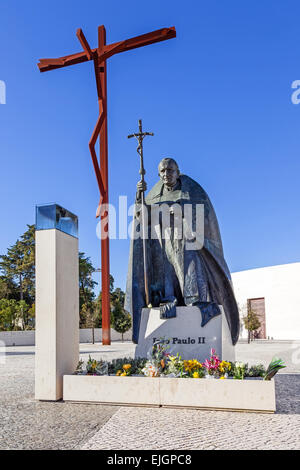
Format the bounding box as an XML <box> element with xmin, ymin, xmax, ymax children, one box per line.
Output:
<box><xmin>137</xmin><ymin>180</ymin><xmax>147</xmax><ymax>193</ymax></box>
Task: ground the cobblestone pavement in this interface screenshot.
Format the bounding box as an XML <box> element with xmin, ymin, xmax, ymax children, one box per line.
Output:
<box><xmin>0</xmin><ymin>341</ymin><xmax>299</xmax><ymax>450</ymax></box>
<box><xmin>81</xmin><ymin>405</ymin><xmax>300</xmax><ymax>450</ymax></box>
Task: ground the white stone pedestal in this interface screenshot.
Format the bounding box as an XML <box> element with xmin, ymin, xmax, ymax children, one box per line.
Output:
<box><xmin>135</xmin><ymin>306</ymin><xmax>235</xmax><ymax>362</ymax></box>
<box><xmin>35</xmin><ymin>229</ymin><xmax>79</xmax><ymax>400</ymax></box>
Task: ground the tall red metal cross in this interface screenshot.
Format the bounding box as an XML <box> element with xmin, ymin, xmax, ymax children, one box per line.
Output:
<box><xmin>37</xmin><ymin>25</ymin><xmax>176</xmax><ymax>345</ymax></box>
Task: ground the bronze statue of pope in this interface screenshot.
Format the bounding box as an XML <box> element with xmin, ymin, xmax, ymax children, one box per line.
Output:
<box><xmin>125</xmin><ymin>157</ymin><xmax>240</xmax><ymax>345</ymax></box>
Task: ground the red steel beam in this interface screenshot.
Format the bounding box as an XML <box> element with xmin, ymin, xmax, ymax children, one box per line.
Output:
<box><xmin>37</xmin><ymin>27</ymin><xmax>176</xmax><ymax>72</ymax></box>
<box><xmin>37</xmin><ymin>24</ymin><xmax>176</xmax><ymax>347</ymax></box>
<box><xmin>97</xmin><ymin>25</ymin><xmax>110</xmax><ymax>345</ymax></box>
<box><xmin>76</xmin><ymin>28</ymin><xmax>93</xmax><ymax>60</ymax></box>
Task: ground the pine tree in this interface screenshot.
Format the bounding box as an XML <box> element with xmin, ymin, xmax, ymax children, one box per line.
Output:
<box><xmin>0</xmin><ymin>225</ymin><xmax>35</xmax><ymax>329</ymax></box>
<box><xmin>79</xmin><ymin>252</ymin><xmax>97</xmax><ymax>327</ymax></box>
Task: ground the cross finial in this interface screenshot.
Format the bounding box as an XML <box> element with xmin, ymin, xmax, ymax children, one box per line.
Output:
<box><xmin>128</xmin><ymin>119</ymin><xmax>154</xmax><ymax>179</ymax></box>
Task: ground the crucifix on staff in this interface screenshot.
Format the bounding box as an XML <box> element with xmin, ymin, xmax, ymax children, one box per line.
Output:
<box><xmin>37</xmin><ymin>24</ymin><xmax>176</xmax><ymax>345</ymax></box>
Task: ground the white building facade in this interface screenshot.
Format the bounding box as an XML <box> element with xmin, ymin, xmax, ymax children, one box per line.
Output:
<box><xmin>231</xmin><ymin>262</ymin><xmax>300</xmax><ymax>340</ymax></box>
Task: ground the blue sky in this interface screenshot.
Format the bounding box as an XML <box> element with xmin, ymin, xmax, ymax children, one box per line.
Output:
<box><xmin>1</xmin><ymin>0</ymin><xmax>300</xmax><ymax>292</ymax></box>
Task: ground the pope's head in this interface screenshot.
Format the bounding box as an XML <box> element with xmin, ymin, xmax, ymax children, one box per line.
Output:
<box><xmin>158</xmin><ymin>158</ymin><xmax>180</xmax><ymax>189</ymax></box>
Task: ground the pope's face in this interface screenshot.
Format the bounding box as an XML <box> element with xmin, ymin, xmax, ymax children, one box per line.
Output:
<box><xmin>159</xmin><ymin>161</ymin><xmax>179</xmax><ymax>188</ymax></box>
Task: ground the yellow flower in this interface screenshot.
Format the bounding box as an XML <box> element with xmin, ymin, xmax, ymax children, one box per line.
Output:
<box><xmin>122</xmin><ymin>364</ymin><xmax>131</xmax><ymax>371</ymax></box>
<box><xmin>116</xmin><ymin>370</ymin><xmax>122</xmax><ymax>376</ymax></box>
<box><xmin>219</xmin><ymin>361</ymin><xmax>231</xmax><ymax>373</ymax></box>
<box><xmin>219</xmin><ymin>376</ymin><xmax>226</xmax><ymax>379</ymax></box>
<box><xmin>120</xmin><ymin>372</ymin><xmax>127</xmax><ymax>376</ymax></box>
<box><xmin>193</xmin><ymin>371</ymin><xmax>200</xmax><ymax>378</ymax></box>
<box><xmin>184</xmin><ymin>359</ymin><xmax>203</xmax><ymax>374</ymax></box>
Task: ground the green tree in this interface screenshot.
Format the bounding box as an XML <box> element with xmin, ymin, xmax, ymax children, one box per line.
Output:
<box><xmin>113</xmin><ymin>304</ymin><xmax>132</xmax><ymax>342</ymax></box>
<box><xmin>81</xmin><ymin>302</ymin><xmax>98</xmax><ymax>343</ymax></box>
<box><xmin>93</xmin><ymin>274</ymin><xmax>120</xmax><ymax>328</ymax></box>
<box><xmin>0</xmin><ymin>277</ymin><xmax>18</xmax><ymax>300</ymax></box>
<box><xmin>111</xmin><ymin>287</ymin><xmax>125</xmax><ymax>305</ymax></box>
<box><xmin>79</xmin><ymin>252</ymin><xmax>97</xmax><ymax>327</ymax></box>
<box><xmin>0</xmin><ymin>299</ymin><xmax>22</xmax><ymax>331</ymax></box>
<box><xmin>0</xmin><ymin>225</ymin><xmax>35</xmax><ymax>328</ymax></box>
<box><xmin>243</xmin><ymin>308</ymin><xmax>261</xmax><ymax>343</ymax></box>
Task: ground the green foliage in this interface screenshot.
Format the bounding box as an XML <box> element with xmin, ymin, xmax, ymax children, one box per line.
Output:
<box><xmin>0</xmin><ymin>277</ymin><xmax>18</xmax><ymax>300</ymax></box>
<box><xmin>92</xmin><ymin>275</ymin><xmax>126</xmax><ymax>330</ymax></box>
<box><xmin>0</xmin><ymin>298</ymin><xmax>30</xmax><ymax>331</ymax></box>
<box><xmin>248</xmin><ymin>364</ymin><xmax>266</xmax><ymax>377</ymax></box>
<box><xmin>0</xmin><ymin>224</ymin><xmax>35</xmax><ymax>304</ymax></box>
<box><xmin>107</xmin><ymin>357</ymin><xmax>147</xmax><ymax>375</ymax></box>
<box><xmin>86</xmin><ymin>355</ymin><xmax>108</xmax><ymax>375</ymax></box>
<box><xmin>111</xmin><ymin>300</ymin><xmax>125</xmax><ymax>326</ymax></box>
<box><xmin>264</xmin><ymin>357</ymin><xmax>286</xmax><ymax>380</ymax></box>
<box><xmin>113</xmin><ymin>310</ymin><xmax>132</xmax><ymax>341</ymax></box>
<box><xmin>0</xmin><ymin>225</ymin><xmax>35</xmax><ymax>329</ymax></box>
<box><xmin>74</xmin><ymin>356</ymin><xmax>108</xmax><ymax>375</ymax></box>
<box><xmin>242</xmin><ymin>308</ymin><xmax>261</xmax><ymax>342</ymax></box>
<box><xmin>111</xmin><ymin>286</ymin><xmax>125</xmax><ymax>305</ymax></box>
<box><xmin>227</xmin><ymin>362</ymin><xmax>266</xmax><ymax>378</ymax></box>
<box><xmin>79</xmin><ymin>252</ymin><xmax>97</xmax><ymax>327</ymax></box>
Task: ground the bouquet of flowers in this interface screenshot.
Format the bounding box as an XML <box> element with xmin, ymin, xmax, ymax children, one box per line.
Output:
<box><xmin>233</xmin><ymin>362</ymin><xmax>246</xmax><ymax>380</ymax></box>
<box><xmin>183</xmin><ymin>359</ymin><xmax>205</xmax><ymax>378</ymax></box>
<box><xmin>165</xmin><ymin>353</ymin><xmax>186</xmax><ymax>378</ymax></box>
<box><xmin>142</xmin><ymin>338</ymin><xmax>170</xmax><ymax>377</ymax></box>
<box><xmin>218</xmin><ymin>360</ymin><xmax>231</xmax><ymax>379</ymax></box>
<box><xmin>141</xmin><ymin>362</ymin><xmax>161</xmax><ymax>377</ymax></box>
<box><xmin>116</xmin><ymin>364</ymin><xmax>132</xmax><ymax>376</ymax></box>
<box><xmin>74</xmin><ymin>355</ymin><xmax>108</xmax><ymax>376</ymax></box>
<box><xmin>202</xmin><ymin>349</ymin><xmax>221</xmax><ymax>378</ymax></box>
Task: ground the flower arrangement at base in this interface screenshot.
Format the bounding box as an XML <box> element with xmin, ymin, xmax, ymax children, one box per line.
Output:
<box><xmin>183</xmin><ymin>359</ymin><xmax>205</xmax><ymax>378</ymax></box>
<box><xmin>74</xmin><ymin>348</ymin><xmax>283</xmax><ymax>382</ymax></box>
<box><xmin>164</xmin><ymin>353</ymin><xmax>186</xmax><ymax>378</ymax></box>
<box><xmin>141</xmin><ymin>338</ymin><xmax>170</xmax><ymax>377</ymax></box>
<box><xmin>218</xmin><ymin>360</ymin><xmax>231</xmax><ymax>379</ymax></box>
<box><xmin>202</xmin><ymin>349</ymin><xmax>221</xmax><ymax>378</ymax></box>
<box><xmin>233</xmin><ymin>362</ymin><xmax>246</xmax><ymax>380</ymax></box>
<box><xmin>108</xmin><ymin>357</ymin><xmax>147</xmax><ymax>375</ymax></box>
<box><xmin>74</xmin><ymin>355</ymin><xmax>108</xmax><ymax>376</ymax></box>
<box><xmin>141</xmin><ymin>362</ymin><xmax>160</xmax><ymax>377</ymax></box>
<box><xmin>86</xmin><ymin>355</ymin><xmax>108</xmax><ymax>375</ymax></box>
<box><xmin>116</xmin><ymin>363</ymin><xmax>132</xmax><ymax>376</ymax></box>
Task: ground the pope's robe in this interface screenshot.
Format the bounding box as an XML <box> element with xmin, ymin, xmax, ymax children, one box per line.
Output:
<box><xmin>124</xmin><ymin>174</ymin><xmax>240</xmax><ymax>345</ymax></box>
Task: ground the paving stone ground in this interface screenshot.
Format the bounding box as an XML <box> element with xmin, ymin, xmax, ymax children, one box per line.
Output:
<box><xmin>0</xmin><ymin>341</ymin><xmax>299</xmax><ymax>450</ymax></box>
<box><xmin>81</xmin><ymin>405</ymin><xmax>300</xmax><ymax>450</ymax></box>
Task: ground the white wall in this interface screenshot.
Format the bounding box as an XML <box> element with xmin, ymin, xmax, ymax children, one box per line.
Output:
<box><xmin>0</xmin><ymin>328</ymin><xmax>133</xmax><ymax>346</ymax></box>
<box><xmin>0</xmin><ymin>330</ymin><xmax>35</xmax><ymax>346</ymax></box>
<box><xmin>79</xmin><ymin>328</ymin><xmax>132</xmax><ymax>343</ymax></box>
<box><xmin>232</xmin><ymin>262</ymin><xmax>300</xmax><ymax>340</ymax></box>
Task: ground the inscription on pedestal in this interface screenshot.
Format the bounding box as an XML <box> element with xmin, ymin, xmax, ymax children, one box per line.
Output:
<box><xmin>135</xmin><ymin>306</ymin><xmax>235</xmax><ymax>362</ymax></box>
<box><xmin>152</xmin><ymin>336</ymin><xmax>206</xmax><ymax>345</ymax></box>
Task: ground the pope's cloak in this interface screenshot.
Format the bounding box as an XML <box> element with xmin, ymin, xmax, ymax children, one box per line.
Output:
<box><xmin>124</xmin><ymin>174</ymin><xmax>240</xmax><ymax>345</ymax></box>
